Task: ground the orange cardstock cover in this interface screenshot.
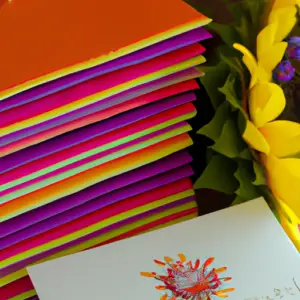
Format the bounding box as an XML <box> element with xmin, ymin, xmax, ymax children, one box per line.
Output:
<box><xmin>0</xmin><ymin>0</ymin><xmax>210</xmax><ymax>98</ymax></box>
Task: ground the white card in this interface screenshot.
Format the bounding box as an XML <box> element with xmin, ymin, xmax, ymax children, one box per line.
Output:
<box><xmin>28</xmin><ymin>198</ymin><xmax>300</xmax><ymax>300</ymax></box>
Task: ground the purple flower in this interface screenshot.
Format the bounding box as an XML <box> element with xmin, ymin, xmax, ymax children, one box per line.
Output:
<box><xmin>287</xmin><ymin>36</ymin><xmax>300</xmax><ymax>60</ymax></box>
<box><xmin>287</xmin><ymin>46</ymin><xmax>300</xmax><ymax>60</ymax></box>
<box><xmin>273</xmin><ymin>60</ymin><xmax>295</xmax><ymax>82</ymax></box>
<box><xmin>288</xmin><ymin>36</ymin><xmax>300</xmax><ymax>45</ymax></box>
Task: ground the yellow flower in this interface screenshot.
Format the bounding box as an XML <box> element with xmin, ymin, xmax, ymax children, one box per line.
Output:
<box><xmin>262</xmin><ymin>154</ymin><xmax>300</xmax><ymax>219</ymax></box>
<box><xmin>235</xmin><ymin>62</ymin><xmax>300</xmax><ymax>158</ymax></box>
<box><xmin>260</xmin><ymin>152</ymin><xmax>300</xmax><ymax>250</ymax></box>
<box><xmin>259</xmin><ymin>121</ymin><xmax>300</xmax><ymax>157</ymax></box>
<box><xmin>243</xmin><ymin>119</ymin><xmax>300</xmax><ymax>158</ymax></box>
<box><xmin>233</xmin><ymin>22</ymin><xmax>287</xmax><ymax>89</ymax></box>
<box><xmin>233</xmin><ymin>9</ymin><xmax>300</xmax><ymax>158</ymax></box>
<box><xmin>233</xmin><ymin>1</ymin><xmax>300</xmax><ymax>249</ymax></box>
<box><xmin>272</xmin><ymin>0</ymin><xmax>300</xmax><ymax>9</ymax></box>
<box><xmin>269</xmin><ymin>5</ymin><xmax>298</xmax><ymax>42</ymax></box>
<box><xmin>249</xmin><ymin>82</ymin><xmax>285</xmax><ymax>128</ymax></box>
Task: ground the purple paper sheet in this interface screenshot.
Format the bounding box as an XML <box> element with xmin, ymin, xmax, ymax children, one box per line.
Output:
<box><xmin>1</xmin><ymin>122</ymin><xmax>189</xmax><ymax>200</ymax></box>
<box><xmin>0</xmin><ymin>27</ymin><xmax>211</xmax><ymax>112</ymax></box>
<box><xmin>0</xmin><ymin>165</ymin><xmax>194</xmax><ymax>249</ymax></box>
<box><xmin>0</xmin><ymin>41</ymin><xmax>204</xmax><ymax>134</ymax></box>
<box><xmin>0</xmin><ymin>91</ymin><xmax>196</xmax><ymax>172</ymax></box>
<box><xmin>0</xmin><ymin>67</ymin><xmax>200</xmax><ymax>148</ymax></box>
<box><xmin>0</xmin><ymin>196</ymin><xmax>195</xmax><ymax>276</ymax></box>
<box><xmin>0</xmin><ymin>151</ymin><xmax>192</xmax><ymax>238</ymax></box>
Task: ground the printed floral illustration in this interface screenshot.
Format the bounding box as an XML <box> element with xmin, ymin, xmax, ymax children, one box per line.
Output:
<box><xmin>140</xmin><ymin>254</ymin><xmax>235</xmax><ymax>300</ymax></box>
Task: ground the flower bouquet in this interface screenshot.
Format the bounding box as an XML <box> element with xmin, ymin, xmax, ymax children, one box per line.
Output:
<box><xmin>189</xmin><ymin>0</ymin><xmax>300</xmax><ymax>250</ymax></box>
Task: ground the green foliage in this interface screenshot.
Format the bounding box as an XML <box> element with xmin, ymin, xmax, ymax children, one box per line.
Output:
<box><xmin>237</xmin><ymin>111</ymin><xmax>247</xmax><ymax>134</ymax></box>
<box><xmin>231</xmin><ymin>195</ymin><xmax>246</xmax><ymax>206</ymax></box>
<box><xmin>235</xmin><ymin>16</ymin><xmax>249</xmax><ymax>46</ymax></box>
<box><xmin>198</xmin><ymin>63</ymin><xmax>229</xmax><ymax>109</ymax></box>
<box><xmin>197</xmin><ymin>101</ymin><xmax>230</xmax><ymax>140</ymax></box>
<box><xmin>238</xmin><ymin>148</ymin><xmax>252</xmax><ymax>160</ymax></box>
<box><xmin>194</xmin><ymin>0</ymin><xmax>270</xmax><ymax>206</ymax></box>
<box><xmin>208</xmin><ymin>23</ymin><xmax>240</xmax><ymax>46</ymax></box>
<box><xmin>252</xmin><ymin>161</ymin><xmax>267</xmax><ymax>186</ymax></box>
<box><xmin>219</xmin><ymin>53</ymin><xmax>243</xmax><ymax>74</ymax></box>
<box><xmin>211</xmin><ymin>118</ymin><xmax>247</xmax><ymax>158</ymax></box>
<box><xmin>218</xmin><ymin>73</ymin><xmax>243</xmax><ymax>111</ymax></box>
<box><xmin>226</xmin><ymin>0</ymin><xmax>266</xmax><ymax>51</ymax></box>
<box><xmin>194</xmin><ymin>154</ymin><xmax>239</xmax><ymax>194</ymax></box>
<box><xmin>234</xmin><ymin>160</ymin><xmax>260</xmax><ymax>200</ymax></box>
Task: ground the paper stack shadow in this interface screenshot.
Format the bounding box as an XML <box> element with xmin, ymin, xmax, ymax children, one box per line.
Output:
<box><xmin>0</xmin><ymin>0</ymin><xmax>211</xmax><ymax>298</ymax></box>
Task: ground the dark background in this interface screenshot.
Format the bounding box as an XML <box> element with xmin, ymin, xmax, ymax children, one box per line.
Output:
<box><xmin>188</xmin><ymin>79</ymin><xmax>234</xmax><ymax>217</ymax></box>
<box><xmin>186</xmin><ymin>0</ymin><xmax>236</xmax><ymax>216</ymax></box>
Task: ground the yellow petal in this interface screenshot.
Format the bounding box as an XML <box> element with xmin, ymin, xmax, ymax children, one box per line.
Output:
<box><xmin>256</xmin><ymin>65</ymin><xmax>272</xmax><ymax>85</ymax></box>
<box><xmin>272</xmin><ymin>0</ymin><xmax>299</xmax><ymax>9</ymax></box>
<box><xmin>256</xmin><ymin>22</ymin><xmax>278</xmax><ymax>62</ymax></box>
<box><xmin>262</xmin><ymin>154</ymin><xmax>300</xmax><ymax>219</ymax></box>
<box><xmin>233</xmin><ymin>43</ymin><xmax>258</xmax><ymax>87</ymax></box>
<box><xmin>213</xmin><ymin>293</ymin><xmax>228</xmax><ymax>298</ymax></box>
<box><xmin>178</xmin><ymin>253</ymin><xmax>186</xmax><ymax>263</ymax></box>
<box><xmin>275</xmin><ymin>197</ymin><xmax>300</xmax><ymax>251</ymax></box>
<box><xmin>164</xmin><ymin>256</ymin><xmax>173</xmax><ymax>263</ymax></box>
<box><xmin>280</xmin><ymin>216</ymin><xmax>300</xmax><ymax>251</ymax></box>
<box><xmin>269</xmin><ymin>7</ymin><xmax>297</xmax><ymax>42</ymax></box>
<box><xmin>140</xmin><ymin>272</ymin><xmax>156</xmax><ymax>277</ymax></box>
<box><xmin>260</xmin><ymin>121</ymin><xmax>300</xmax><ymax>157</ymax></box>
<box><xmin>215</xmin><ymin>288</ymin><xmax>235</xmax><ymax>298</ymax></box>
<box><xmin>255</xmin><ymin>84</ymin><xmax>285</xmax><ymax>126</ymax></box>
<box><xmin>214</xmin><ymin>267</ymin><xmax>227</xmax><ymax>273</ymax></box>
<box><xmin>249</xmin><ymin>83</ymin><xmax>286</xmax><ymax>127</ymax></box>
<box><xmin>258</xmin><ymin>42</ymin><xmax>287</xmax><ymax>74</ymax></box>
<box><xmin>249</xmin><ymin>83</ymin><xmax>270</xmax><ymax>126</ymax></box>
<box><xmin>243</xmin><ymin>120</ymin><xmax>270</xmax><ymax>154</ymax></box>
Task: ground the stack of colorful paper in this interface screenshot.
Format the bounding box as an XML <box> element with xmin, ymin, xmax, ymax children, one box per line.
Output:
<box><xmin>0</xmin><ymin>0</ymin><xmax>211</xmax><ymax>299</ymax></box>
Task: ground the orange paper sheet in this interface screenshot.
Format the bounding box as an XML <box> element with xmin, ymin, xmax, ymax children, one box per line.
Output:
<box><xmin>0</xmin><ymin>0</ymin><xmax>210</xmax><ymax>99</ymax></box>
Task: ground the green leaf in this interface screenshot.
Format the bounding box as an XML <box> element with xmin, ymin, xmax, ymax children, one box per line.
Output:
<box><xmin>217</xmin><ymin>45</ymin><xmax>240</xmax><ymax>60</ymax></box>
<box><xmin>234</xmin><ymin>160</ymin><xmax>260</xmax><ymax>200</ymax></box>
<box><xmin>218</xmin><ymin>73</ymin><xmax>243</xmax><ymax>111</ymax></box>
<box><xmin>206</xmin><ymin>148</ymin><xmax>214</xmax><ymax>164</ymax></box>
<box><xmin>194</xmin><ymin>154</ymin><xmax>239</xmax><ymax>194</ymax></box>
<box><xmin>235</xmin><ymin>16</ymin><xmax>249</xmax><ymax>46</ymax></box>
<box><xmin>239</xmin><ymin>148</ymin><xmax>252</xmax><ymax>160</ymax></box>
<box><xmin>227</xmin><ymin>0</ymin><xmax>265</xmax><ymax>23</ymax></box>
<box><xmin>226</xmin><ymin>0</ymin><xmax>266</xmax><ymax>52</ymax></box>
<box><xmin>220</xmin><ymin>53</ymin><xmax>242</xmax><ymax>74</ymax></box>
<box><xmin>197</xmin><ymin>101</ymin><xmax>230</xmax><ymax>141</ymax></box>
<box><xmin>208</xmin><ymin>22</ymin><xmax>240</xmax><ymax>47</ymax></box>
<box><xmin>211</xmin><ymin>118</ymin><xmax>246</xmax><ymax>158</ymax></box>
<box><xmin>253</xmin><ymin>161</ymin><xmax>267</xmax><ymax>186</ymax></box>
<box><xmin>245</xmin><ymin>0</ymin><xmax>266</xmax><ymax>24</ymax></box>
<box><xmin>226</xmin><ymin>0</ymin><xmax>245</xmax><ymax>16</ymax></box>
<box><xmin>231</xmin><ymin>195</ymin><xmax>246</xmax><ymax>206</ymax></box>
<box><xmin>199</xmin><ymin>62</ymin><xmax>229</xmax><ymax>110</ymax></box>
<box><xmin>237</xmin><ymin>111</ymin><xmax>247</xmax><ymax>135</ymax></box>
